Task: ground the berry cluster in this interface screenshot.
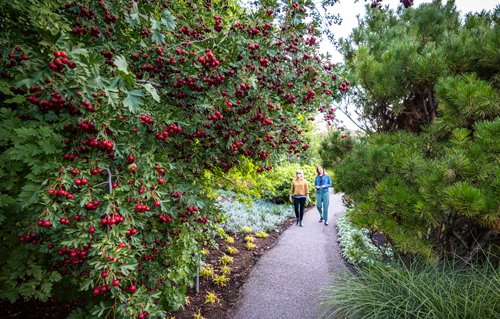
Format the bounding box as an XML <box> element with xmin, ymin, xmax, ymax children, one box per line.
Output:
<box><xmin>57</xmin><ymin>245</ymin><xmax>91</xmax><ymax>266</ymax></box>
<box><xmin>80</xmin><ymin>137</ymin><xmax>115</xmax><ymax>157</ymax></box>
<box><xmin>37</xmin><ymin>220</ymin><xmax>52</xmax><ymax>228</ymax></box>
<box><xmin>69</xmin><ymin>2</ymin><xmax>117</xmax><ymax>39</ymax></box>
<box><xmin>213</xmin><ymin>15</ymin><xmax>223</xmax><ymax>32</ymax></box>
<box><xmin>6</xmin><ymin>46</ymin><xmax>28</xmax><ymax>67</ymax></box>
<box><xmin>85</xmin><ymin>200</ymin><xmax>101</xmax><ymax>210</ymax></box>
<box><xmin>59</xmin><ymin>217</ymin><xmax>71</xmax><ymax>225</ymax></box>
<box><xmin>157</xmin><ymin>214</ymin><xmax>173</xmax><ymax>223</ymax></box>
<box><xmin>338</xmin><ymin>80</ymin><xmax>350</xmax><ymax>91</ymax></box>
<box><xmin>208</xmin><ymin>110</ymin><xmax>224</xmax><ymax>121</ymax></box>
<box><xmin>48</xmin><ymin>187</ymin><xmax>75</xmax><ymax>200</ymax></box>
<box><xmin>100</xmin><ymin>213</ymin><xmax>125</xmax><ymax>226</ymax></box>
<box><xmin>18</xmin><ymin>232</ymin><xmax>39</xmax><ymax>244</ymax></box>
<box><xmin>27</xmin><ymin>91</ymin><xmax>81</xmax><ymax>115</ymax></box>
<box><xmin>74</xmin><ymin>177</ymin><xmax>88</xmax><ymax>186</ymax></box>
<box><xmin>48</xmin><ymin>51</ymin><xmax>76</xmax><ymax>71</ymax></box>
<box><xmin>134</xmin><ymin>203</ymin><xmax>151</xmax><ymax>213</ymax></box>
<box><xmin>197</xmin><ymin>49</ymin><xmax>220</xmax><ymax>68</ymax></box>
<box><xmin>140</xmin><ymin>114</ymin><xmax>154</xmax><ymax>125</ymax></box>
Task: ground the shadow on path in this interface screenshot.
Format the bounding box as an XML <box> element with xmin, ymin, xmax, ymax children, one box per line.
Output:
<box><xmin>230</xmin><ymin>191</ymin><xmax>347</xmax><ymax>319</ymax></box>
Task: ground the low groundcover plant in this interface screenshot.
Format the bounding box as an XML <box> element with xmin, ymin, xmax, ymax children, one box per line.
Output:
<box><xmin>336</xmin><ymin>208</ymin><xmax>393</xmax><ymax>265</ymax></box>
<box><xmin>220</xmin><ymin>199</ymin><xmax>292</xmax><ymax>233</ymax></box>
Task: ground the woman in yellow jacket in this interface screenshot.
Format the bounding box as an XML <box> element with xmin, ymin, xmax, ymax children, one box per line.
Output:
<box><xmin>289</xmin><ymin>170</ymin><xmax>310</xmax><ymax>227</ymax></box>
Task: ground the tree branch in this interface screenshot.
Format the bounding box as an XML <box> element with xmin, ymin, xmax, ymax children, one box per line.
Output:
<box><xmin>106</xmin><ymin>168</ymin><xmax>114</xmax><ymax>194</ymax></box>
<box><xmin>336</xmin><ymin>101</ymin><xmax>371</xmax><ymax>133</ymax></box>
<box><xmin>463</xmin><ymin>230</ymin><xmax>499</xmax><ymax>265</ymax></box>
<box><xmin>137</xmin><ymin>79</ymin><xmax>163</xmax><ymax>89</ymax></box>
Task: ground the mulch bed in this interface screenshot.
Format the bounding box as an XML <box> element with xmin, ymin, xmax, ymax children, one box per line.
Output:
<box><xmin>0</xmin><ymin>218</ymin><xmax>295</xmax><ymax>319</ymax></box>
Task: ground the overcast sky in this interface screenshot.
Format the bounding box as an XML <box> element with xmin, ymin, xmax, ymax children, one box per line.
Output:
<box><xmin>320</xmin><ymin>0</ymin><xmax>498</xmax><ymax>130</ymax></box>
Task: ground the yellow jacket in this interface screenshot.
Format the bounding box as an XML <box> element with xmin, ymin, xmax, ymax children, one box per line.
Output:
<box><xmin>290</xmin><ymin>178</ymin><xmax>309</xmax><ymax>197</ymax></box>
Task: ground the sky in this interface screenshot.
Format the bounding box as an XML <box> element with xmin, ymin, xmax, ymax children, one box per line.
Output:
<box><xmin>319</xmin><ymin>0</ymin><xmax>499</xmax><ymax>130</ymax></box>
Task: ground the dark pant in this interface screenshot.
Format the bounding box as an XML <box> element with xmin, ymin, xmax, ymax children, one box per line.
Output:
<box><xmin>293</xmin><ymin>197</ymin><xmax>306</xmax><ymax>221</ymax></box>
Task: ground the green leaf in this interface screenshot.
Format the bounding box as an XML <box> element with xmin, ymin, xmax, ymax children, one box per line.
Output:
<box><xmin>69</xmin><ymin>48</ymin><xmax>89</xmax><ymax>57</ymax></box>
<box><xmin>120</xmin><ymin>263</ymin><xmax>138</xmax><ymax>276</ymax></box>
<box><xmin>49</xmin><ymin>271</ymin><xmax>62</xmax><ymax>282</ymax></box>
<box><xmin>161</xmin><ymin>9</ymin><xmax>176</xmax><ymax>30</ymax></box>
<box><xmin>80</xmin><ymin>278</ymin><xmax>94</xmax><ymax>291</ymax></box>
<box><xmin>151</xmin><ymin>29</ymin><xmax>165</xmax><ymax>45</ymax></box>
<box><xmin>41</xmin><ymin>282</ymin><xmax>52</xmax><ymax>294</ymax></box>
<box><xmin>4</xmin><ymin>95</ymin><xmax>26</xmax><ymax>104</ymax></box>
<box><xmin>19</xmin><ymin>183</ymin><xmax>41</xmax><ymax>209</ymax></box>
<box><xmin>16</xmin><ymin>77</ymin><xmax>37</xmax><ymax>88</ymax></box>
<box><xmin>123</xmin><ymin>89</ymin><xmax>144</xmax><ymax>113</ymax></box>
<box><xmin>125</xmin><ymin>2</ymin><xmax>141</xmax><ymax>27</ymax></box>
<box><xmin>142</xmin><ymin>83</ymin><xmax>160</xmax><ymax>102</ymax></box>
<box><xmin>114</xmin><ymin>55</ymin><xmax>130</xmax><ymax>74</ymax></box>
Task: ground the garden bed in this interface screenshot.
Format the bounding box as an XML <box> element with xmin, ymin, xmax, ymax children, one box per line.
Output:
<box><xmin>166</xmin><ymin>217</ymin><xmax>295</xmax><ymax>319</ymax></box>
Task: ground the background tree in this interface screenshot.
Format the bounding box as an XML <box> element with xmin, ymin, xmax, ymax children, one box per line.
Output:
<box><xmin>338</xmin><ymin>0</ymin><xmax>499</xmax><ymax>132</ymax></box>
<box><xmin>324</xmin><ymin>1</ymin><xmax>499</xmax><ymax>261</ymax></box>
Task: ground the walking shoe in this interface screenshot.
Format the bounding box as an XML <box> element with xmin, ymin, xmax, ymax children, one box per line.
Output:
<box><xmin>319</xmin><ymin>218</ymin><xmax>323</xmax><ymax>223</ymax></box>
<box><xmin>299</xmin><ymin>221</ymin><xmax>303</xmax><ymax>227</ymax></box>
<box><xmin>324</xmin><ymin>221</ymin><xmax>329</xmax><ymax>226</ymax></box>
<box><xmin>295</xmin><ymin>219</ymin><xmax>299</xmax><ymax>225</ymax></box>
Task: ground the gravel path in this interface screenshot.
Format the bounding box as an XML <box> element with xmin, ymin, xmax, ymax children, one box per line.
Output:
<box><xmin>230</xmin><ymin>191</ymin><xmax>347</xmax><ymax>319</ymax></box>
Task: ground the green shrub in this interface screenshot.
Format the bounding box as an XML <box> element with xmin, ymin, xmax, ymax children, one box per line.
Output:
<box><xmin>336</xmin><ymin>208</ymin><xmax>393</xmax><ymax>265</ymax></box>
<box><xmin>318</xmin><ymin>129</ymin><xmax>355</xmax><ymax>169</ymax></box>
<box><xmin>332</xmin><ymin>117</ymin><xmax>499</xmax><ymax>259</ymax></box>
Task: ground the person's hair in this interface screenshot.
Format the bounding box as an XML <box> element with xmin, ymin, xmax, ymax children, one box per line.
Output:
<box><xmin>316</xmin><ymin>166</ymin><xmax>326</xmax><ymax>175</ymax></box>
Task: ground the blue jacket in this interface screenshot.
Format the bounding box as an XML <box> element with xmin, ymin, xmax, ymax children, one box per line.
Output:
<box><xmin>314</xmin><ymin>174</ymin><xmax>331</xmax><ymax>193</ymax></box>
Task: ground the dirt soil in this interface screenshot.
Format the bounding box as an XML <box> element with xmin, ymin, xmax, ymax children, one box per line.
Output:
<box><xmin>0</xmin><ymin>218</ymin><xmax>295</xmax><ymax>319</ymax></box>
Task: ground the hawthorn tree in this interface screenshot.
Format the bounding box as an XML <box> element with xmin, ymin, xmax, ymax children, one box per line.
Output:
<box><xmin>0</xmin><ymin>0</ymin><xmax>346</xmax><ymax>317</ymax></box>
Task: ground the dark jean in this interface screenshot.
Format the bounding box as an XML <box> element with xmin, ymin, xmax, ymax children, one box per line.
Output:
<box><xmin>293</xmin><ymin>197</ymin><xmax>306</xmax><ymax>221</ymax></box>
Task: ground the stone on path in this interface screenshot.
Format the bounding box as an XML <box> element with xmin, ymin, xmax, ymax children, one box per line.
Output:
<box><xmin>230</xmin><ymin>192</ymin><xmax>347</xmax><ymax>319</ymax></box>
